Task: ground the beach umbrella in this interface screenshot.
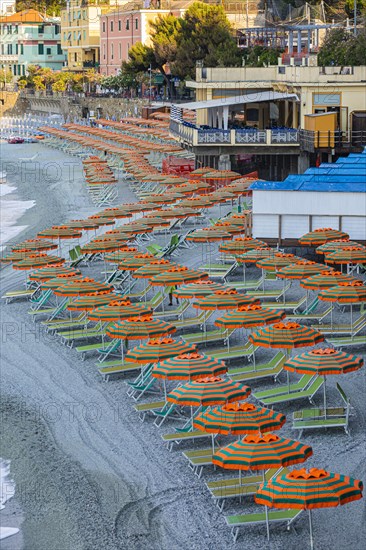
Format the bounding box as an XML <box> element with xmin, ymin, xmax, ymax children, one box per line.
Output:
<box><xmin>104</xmin><ymin>248</ymin><xmax>140</xmax><ymax>263</ymax></box>
<box><xmin>40</xmin><ymin>272</ymin><xmax>83</xmax><ymax>290</ymax></box>
<box><xmin>186</xmin><ymin>228</ymin><xmax>233</xmax><ymax>242</ymax></box>
<box><xmin>98</xmin><ymin>207</ymin><xmax>133</xmax><ymax>219</ymax></box>
<box><xmin>255</xmin><ymin>467</ymin><xmax>363</xmax><ymax>549</ymax></box>
<box><xmin>28</xmin><ymin>266</ymin><xmax>81</xmax><ymax>282</ymax></box>
<box><xmin>81</xmin><ymin>240</ymin><xmax>128</xmax><ymax>254</ymax></box>
<box><xmin>215</xmin><ymin>304</ymin><xmax>286</xmax><ymax>330</ymax></box>
<box><xmin>125</xmin><ymin>338</ymin><xmax>196</xmax><ymax>364</ymax></box>
<box><xmin>318</xmin><ymin>281</ymin><xmax>366</xmax><ymax>334</ymax></box>
<box><xmin>175</xmin><ymin>181</ymin><xmax>211</xmax><ymax>194</ymax></box>
<box><xmin>150</xmin><ymin>266</ymin><xmax>208</xmax><ymax>287</ymax></box>
<box><xmin>204</xmin><ymin>170</ymin><xmax>241</xmax><ymax>182</ymax></box>
<box><xmin>300</xmin><ymin>271</ymin><xmax>356</xmax><ymax>291</ymax></box>
<box><xmin>189</xmin><ymin>167</ymin><xmax>212</xmax><ymax>177</ymax></box>
<box><xmin>152</xmin><ymin>352</ymin><xmax>227</xmax><ymax>381</ymax></box>
<box><xmin>284</xmin><ymin>347</ymin><xmax>363</xmax><ymax>415</ymax></box>
<box><xmin>107</xmin><ymin>315</ymin><xmax>176</xmax><ymax>341</ymax></box>
<box><xmin>193</xmin><ymin>289</ymin><xmax>259</xmax><ymax>310</ymax></box>
<box><xmin>299</xmin><ymin>228</ymin><xmax>349</xmax><ymax>246</ymax></box>
<box><xmin>2</xmin><ymin>251</ymin><xmax>39</xmax><ymax>264</ymax></box>
<box><xmin>143</xmin><ymin>192</ymin><xmax>183</xmax><ymax>204</ymax></box>
<box><xmin>142</xmin><ymin>217</ymin><xmax>171</xmax><ymax>228</ymax></box>
<box><xmin>236</xmin><ymin>248</ymin><xmax>275</xmax><ymax>263</ymax></box>
<box><xmin>11</xmin><ymin>239</ymin><xmax>58</xmax><ymax>253</ymax></box>
<box><xmin>277</xmin><ymin>261</ymin><xmax>332</xmax><ymax>280</ymax></box>
<box><xmin>149</xmin><ymin>208</ymin><xmax>199</xmax><ymax>219</ymax></box>
<box><xmin>219</xmin><ymin>237</ymin><xmax>267</xmax><ymax>255</ymax></box>
<box><xmin>118</xmin><ymin>253</ymin><xmax>156</xmax><ymax>271</ymax></box>
<box><xmin>173</xmin><ymin>280</ymin><xmax>226</xmax><ymax>299</ymax></box>
<box><xmin>87</xmin><ymin>216</ymin><xmax>115</xmax><ymax>226</ymax></box>
<box><xmin>213</xmin><ymin>432</ymin><xmax>313</xmax><ymax>539</ymax></box>
<box><xmin>256</xmin><ymin>253</ymin><xmax>301</xmax><ymax>271</ymax></box>
<box><xmin>54</xmin><ymin>278</ymin><xmax>113</xmax><ymax>297</ymax></box>
<box><xmin>64</xmin><ymin>219</ymin><xmax>100</xmax><ymax>230</ymax></box>
<box><xmin>160</xmin><ymin>176</ymin><xmax>188</xmax><ymax>185</ymax></box>
<box><xmin>67</xmin><ymin>293</ymin><xmax>117</xmax><ymax>311</ymax></box>
<box><xmin>167</xmin><ymin>376</ymin><xmax>250</xmax><ymax>407</ymax></box>
<box><xmin>88</xmin><ymin>300</ymin><xmax>152</xmax><ymax>322</ymax></box>
<box><xmin>249</xmin><ymin>322</ymin><xmax>324</xmax><ymax>349</ymax></box>
<box><xmin>37</xmin><ymin>226</ymin><xmax>82</xmax><ymax>240</ymax></box>
<box><xmin>214</xmin><ymin>221</ymin><xmax>244</xmax><ymax>235</ymax></box>
<box><xmin>12</xmin><ymin>253</ymin><xmax>65</xmax><ymax>271</ymax></box>
<box><xmin>324</xmin><ymin>246</ymin><xmax>366</xmax><ymax>266</ymax></box>
<box><xmin>178</xmin><ymin>197</ymin><xmax>213</xmax><ymax>209</ymax></box>
<box><xmin>315</xmin><ymin>239</ymin><xmax>361</xmax><ymax>255</ymax></box>
<box><xmin>133</xmin><ymin>260</ymin><xmax>173</xmax><ymax>278</ymax></box>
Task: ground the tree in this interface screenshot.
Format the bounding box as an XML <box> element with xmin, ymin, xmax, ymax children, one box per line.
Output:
<box><xmin>16</xmin><ymin>1</ymin><xmax>66</xmax><ymax>16</ymax></box>
<box><xmin>0</xmin><ymin>68</ymin><xmax>13</xmax><ymax>88</ymax></box>
<box><xmin>243</xmin><ymin>45</ymin><xmax>283</xmax><ymax>68</ymax></box>
<box><xmin>345</xmin><ymin>0</ymin><xmax>366</xmax><ymax>18</ymax></box>
<box><xmin>17</xmin><ymin>78</ymin><xmax>27</xmax><ymax>90</ymax></box>
<box><xmin>318</xmin><ymin>28</ymin><xmax>366</xmax><ymax>66</ymax></box>
<box><xmin>33</xmin><ymin>75</ymin><xmax>46</xmax><ymax>91</ymax></box>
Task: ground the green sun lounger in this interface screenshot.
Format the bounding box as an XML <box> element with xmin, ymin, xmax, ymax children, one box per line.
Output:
<box><xmin>134</xmin><ymin>400</ymin><xmax>166</xmax><ymax>421</ymax></box>
<box><xmin>183</xmin><ymin>448</ymin><xmax>214</xmax><ymax>478</ymax></box>
<box><xmin>253</xmin><ymin>374</ymin><xmax>314</xmax><ymax>400</ymax></box>
<box><xmin>2</xmin><ymin>288</ymin><xmax>36</xmax><ymax>303</ymax></box>
<box><xmin>98</xmin><ymin>362</ymin><xmax>141</xmax><ymax>381</ymax></box>
<box><xmin>327</xmin><ymin>334</ymin><xmax>366</xmax><ymax>349</ymax></box>
<box><xmin>228</xmin><ymin>352</ymin><xmax>286</xmax><ymax>382</ymax></box>
<box><xmin>162</xmin><ymin>430</ymin><xmax>213</xmax><ymax>452</ymax></box>
<box><xmin>226</xmin><ymin>509</ymin><xmax>302</xmax><ymax>542</ymax></box>
<box><xmin>259</xmin><ymin>377</ymin><xmax>324</xmax><ymax>407</ymax></box>
<box><xmin>210</xmin><ymin>342</ymin><xmax>256</xmax><ymax>361</ymax></box>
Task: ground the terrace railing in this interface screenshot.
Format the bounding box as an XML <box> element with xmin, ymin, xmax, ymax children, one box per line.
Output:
<box><xmin>300</xmin><ymin>129</ymin><xmax>366</xmax><ymax>152</ymax></box>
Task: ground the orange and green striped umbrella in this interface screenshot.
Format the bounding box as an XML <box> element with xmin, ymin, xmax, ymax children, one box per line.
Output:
<box><xmin>318</xmin><ymin>281</ymin><xmax>366</xmax><ymax>304</ymax></box>
<box><xmin>160</xmin><ymin>176</ymin><xmax>188</xmax><ymax>185</ymax></box>
<box><xmin>12</xmin><ymin>254</ymin><xmax>65</xmax><ymax>271</ymax></box>
<box><xmin>54</xmin><ymin>278</ymin><xmax>113</xmax><ymax>297</ymax></box>
<box><xmin>104</xmin><ymin>248</ymin><xmax>139</xmax><ymax>263</ymax></box>
<box><xmin>193</xmin><ymin>289</ymin><xmax>259</xmax><ymax>311</ymax></box>
<box><xmin>152</xmin><ymin>352</ymin><xmax>227</xmax><ymax>380</ymax></box>
<box><xmin>194</xmin><ymin>402</ymin><xmax>286</xmax><ymax>435</ymax></box>
<box><xmin>67</xmin><ymin>293</ymin><xmax>117</xmax><ymax>311</ymax></box>
<box><xmin>276</xmin><ymin>261</ymin><xmax>332</xmax><ymax>280</ymax></box>
<box><xmin>98</xmin><ymin>207</ymin><xmax>133</xmax><ymax>219</ymax></box>
<box><xmin>28</xmin><ymin>267</ymin><xmax>81</xmax><ymax>281</ymax></box>
<box><xmin>300</xmin><ymin>271</ymin><xmax>357</xmax><ymax>290</ymax></box>
<box><xmin>133</xmin><ymin>260</ymin><xmax>172</xmax><ymax>279</ymax></box>
<box><xmin>175</xmin><ymin>181</ymin><xmax>211</xmax><ymax>194</ymax></box>
<box><xmin>118</xmin><ymin>253</ymin><xmax>156</xmax><ymax>271</ymax></box>
<box><xmin>2</xmin><ymin>250</ymin><xmax>37</xmax><ymax>264</ymax></box>
<box><xmin>106</xmin><ymin>315</ymin><xmax>176</xmax><ymax>340</ymax></box>
<box><xmin>249</xmin><ymin>322</ymin><xmax>324</xmax><ymax>349</ymax></box>
<box><xmin>88</xmin><ymin>300</ymin><xmax>152</xmax><ymax>321</ymax></box>
<box><xmin>87</xmin><ymin>216</ymin><xmax>115</xmax><ymax>227</ymax></box>
<box><xmin>236</xmin><ymin>248</ymin><xmax>275</xmax><ymax>264</ymax></box>
<box><xmin>324</xmin><ymin>246</ymin><xmax>366</xmax><ymax>265</ymax></box>
<box><xmin>148</xmin><ymin>208</ymin><xmax>199</xmax><ymax>219</ymax></box>
<box><xmin>125</xmin><ymin>338</ymin><xmax>195</xmax><ymax>363</ymax></box>
<box><xmin>150</xmin><ymin>266</ymin><xmax>208</xmax><ymax>287</ymax></box>
<box><xmin>167</xmin><ymin>376</ymin><xmax>250</xmax><ymax>407</ymax></box>
<box><xmin>256</xmin><ymin>253</ymin><xmax>301</xmax><ymax>271</ymax></box>
<box><xmin>142</xmin><ymin>217</ymin><xmax>171</xmax><ymax>228</ymax></box>
<box><xmin>12</xmin><ymin>239</ymin><xmax>58</xmax><ymax>252</ymax></box>
<box><xmin>215</xmin><ymin>304</ymin><xmax>285</xmax><ymax>330</ymax></box>
<box><xmin>65</xmin><ymin>219</ymin><xmax>100</xmax><ymax>230</ymax></box>
<box><xmin>37</xmin><ymin>226</ymin><xmax>82</xmax><ymax>240</ymax></box>
<box><xmin>299</xmin><ymin>228</ymin><xmax>349</xmax><ymax>246</ymax></box>
<box><xmin>178</xmin><ymin>197</ymin><xmax>213</xmax><ymax>209</ymax></box>
<box><xmin>213</xmin><ymin>222</ymin><xmax>243</xmax><ymax>235</ymax></box>
<box><xmin>255</xmin><ymin>468</ymin><xmax>363</xmax><ymax>550</ymax></box>
<box><xmin>81</xmin><ymin>240</ymin><xmax>128</xmax><ymax>254</ymax></box>
<box><xmin>315</xmin><ymin>239</ymin><xmax>360</xmax><ymax>255</ymax></box>
<box><xmin>209</xmin><ymin>190</ymin><xmax>236</xmax><ymax>203</ymax></box>
<box><xmin>186</xmin><ymin>228</ymin><xmax>233</xmax><ymax>243</ymax></box>
<box><xmin>204</xmin><ymin>170</ymin><xmax>241</xmax><ymax>181</ymax></box>
<box><xmin>189</xmin><ymin>167</ymin><xmax>212</xmax><ymax>176</ymax></box>
<box><xmin>40</xmin><ymin>272</ymin><xmax>83</xmax><ymax>289</ymax></box>
<box><xmin>143</xmin><ymin>192</ymin><xmax>183</xmax><ymax>204</ymax></box>
<box><xmin>173</xmin><ymin>280</ymin><xmax>226</xmax><ymax>299</ymax></box>
<box><xmin>219</xmin><ymin>237</ymin><xmax>267</xmax><ymax>255</ymax></box>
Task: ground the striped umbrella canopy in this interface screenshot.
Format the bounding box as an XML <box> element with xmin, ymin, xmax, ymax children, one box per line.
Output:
<box><xmin>125</xmin><ymin>338</ymin><xmax>196</xmax><ymax>363</ymax></box>
<box><xmin>96</xmin><ymin>231</ymin><xmax>131</xmax><ymax>242</ymax></box>
<box><xmin>28</xmin><ymin>267</ymin><xmax>81</xmax><ymax>281</ymax></box>
<box><xmin>300</xmin><ymin>271</ymin><xmax>357</xmax><ymax>291</ymax></box>
<box><xmin>67</xmin><ymin>293</ymin><xmax>117</xmax><ymax>311</ymax></box>
<box><xmin>178</xmin><ymin>197</ymin><xmax>213</xmax><ymax>209</ymax></box>
<box><xmin>174</xmin><ymin>181</ymin><xmax>211</xmax><ymax>194</ymax></box>
<box><xmin>149</xmin><ymin>207</ymin><xmax>200</xmax><ymax>219</ymax></box>
<box><xmin>87</xmin><ymin>216</ymin><xmax>115</xmax><ymax>226</ymax></box>
<box><xmin>193</xmin><ymin>289</ymin><xmax>260</xmax><ymax>310</ymax></box>
<box><xmin>194</xmin><ymin>402</ymin><xmax>286</xmax><ymax>436</ymax></box>
<box><xmin>315</xmin><ymin>239</ymin><xmax>361</xmax><ymax>255</ymax></box>
<box><xmin>143</xmin><ymin>192</ymin><xmax>183</xmax><ymax>204</ymax></box>
<box><xmin>219</xmin><ymin>237</ymin><xmax>268</xmax><ymax>254</ymax></box>
<box><xmin>255</xmin><ymin>468</ymin><xmax>363</xmax><ymax>550</ymax></box>
<box><xmin>64</xmin><ymin>219</ymin><xmax>100</xmax><ymax>230</ymax></box>
<box><xmin>225</xmin><ymin>212</ymin><xmax>252</xmax><ymax>225</ymax></box>
<box><xmin>104</xmin><ymin>248</ymin><xmax>139</xmax><ymax>263</ymax></box>
<box><xmin>119</xmin><ymin>202</ymin><xmax>156</xmax><ymax>213</ymax></box>
<box><xmin>2</xmin><ymin>250</ymin><xmax>39</xmax><ymax>264</ymax></box>
<box><xmin>215</xmin><ymin>304</ymin><xmax>286</xmax><ymax>330</ymax></box>
<box><xmin>81</xmin><ymin>240</ymin><xmax>128</xmax><ymax>254</ymax></box>
<box><xmin>141</xmin><ymin>217</ymin><xmax>171</xmax><ymax>228</ymax></box>
<box><xmin>214</xmin><ymin>222</ymin><xmax>244</xmax><ymax>235</ymax></box>
<box><xmin>209</xmin><ymin>191</ymin><xmax>237</xmax><ymax>203</ymax></box>
<box><xmin>236</xmin><ymin>248</ymin><xmax>275</xmax><ymax>264</ymax></box>
<box><xmin>141</xmin><ymin>174</ymin><xmax>169</xmax><ymax>182</ymax></box>
<box><xmin>173</xmin><ymin>280</ymin><xmax>226</xmax><ymax>299</ymax></box>
<box><xmin>189</xmin><ymin>167</ymin><xmax>212</xmax><ymax>176</ymax></box>
<box><xmin>88</xmin><ymin>300</ymin><xmax>152</xmax><ymax>321</ymax></box>
<box><xmin>133</xmin><ymin>260</ymin><xmax>173</xmax><ymax>279</ymax></box>
<box><xmin>54</xmin><ymin>278</ymin><xmax>113</xmax><ymax>297</ymax></box>
<box><xmin>118</xmin><ymin>253</ymin><xmax>156</xmax><ymax>271</ymax></box>
<box><xmin>12</xmin><ymin>239</ymin><xmax>58</xmax><ymax>252</ymax></box>
<box><xmin>299</xmin><ymin>228</ymin><xmax>349</xmax><ymax>246</ymax></box>
<box><xmin>37</xmin><ymin>226</ymin><xmax>82</xmax><ymax>240</ymax></box>
<box><xmin>249</xmin><ymin>322</ymin><xmax>324</xmax><ymax>349</ymax></box>
<box><xmin>325</xmin><ymin>246</ymin><xmax>366</xmax><ymax>265</ymax></box>
<box><xmin>186</xmin><ymin>228</ymin><xmax>233</xmax><ymax>242</ymax></box>
<box><xmin>12</xmin><ymin>254</ymin><xmax>65</xmax><ymax>271</ymax></box>
<box><xmin>40</xmin><ymin>272</ymin><xmax>83</xmax><ymax>289</ymax></box>
<box><xmin>98</xmin><ymin>207</ymin><xmax>133</xmax><ymax>219</ymax></box>
<box><xmin>256</xmin><ymin>253</ymin><xmax>301</xmax><ymax>271</ymax></box>
<box><xmin>150</xmin><ymin>266</ymin><xmax>208</xmax><ymax>287</ymax></box>
<box><xmin>152</xmin><ymin>352</ymin><xmax>227</xmax><ymax>380</ymax></box>
<box><xmin>318</xmin><ymin>281</ymin><xmax>366</xmax><ymax>304</ymax></box>
<box><xmin>160</xmin><ymin>176</ymin><xmax>188</xmax><ymax>185</ymax></box>
<box><xmin>167</xmin><ymin>376</ymin><xmax>250</xmax><ymax>407</ymax></box>
<box><xmin>106</xmin><ymin>315</ymin><xmax>176</xmax><ymax>340</ymax></box>
<box><xmin>226</xmin><ymin>180</ymin><xmax>254</xmax><ymax>194</ymax></box>
<box><xmin>276</xmin><ymin>261</ymin><xmax>332</xmax><ymax>280</ymax></box>
<box><xmin>204</xmin><ymin>170</ymin><xmax>241</xmax><ymax>181</ymax></box>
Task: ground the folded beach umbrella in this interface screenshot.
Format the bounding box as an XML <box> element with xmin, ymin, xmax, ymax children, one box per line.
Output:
<box><xmin>299</xmin><ymin>228</ymin><xmax>349</xmax><ymax>246</ymax></box>
<box><xmin>133</xmin><ymin>260</ymin><xmax>173</xmax><ymax>279</ymax></box>
<box><xmin>37</xmin><ymin>226</ymin><xmax>82</xmax><ymax>240</ymax></box>
<box><xmin>106</xmin><ymin>315</ymin><xmax>176</xmax><ymax>341</ymax></box>
<box><xmin>88</xmin><ymin>300</ymin><xmax>152</xmax><ymax>322</ymax></box>
<box><xmin>255</xmin><ymin>468</ymin><xmax>363</xmax><ymax>550</ymax></box>
<box><xmin>12</xmin><ymin>239</ymin><xmax>58</xmax><ymax>253</ymax></box>
<box><xmin>193</xmin><ymin>289</ymin><xmax>259</xmax><ymax>310</ymax></box>
<box><xmin>150</xmin><ymin>266</ymin><xmax>208</xmax><ymax>287</ymax></box>
<box><xmin>284</xmin><ymin>347</ymin><xmax>363</xmax><ymax>414</ymax></box>
<box><xmin>219</xmin><ymin>237</ymin><xmax>267</xmax><ymax>254</ymax></box>
<box><xmin>277</xmin><ymin>261</ymin><xmax>332</xmax><ymax>280</ymax></box>
<box><xmin>173</xmin><ymin>280</ymin><xmax>226</xmax><ymax>299</ymax></box>
<box><xmin>28</xmin><ymin>266</ymin><xmax>81</xmax><ymax>281</ymax></box>
<box><xmin>167</xmin><ymin>376</ymin><xmax>250</xmax><ymax>407</ymax></box>
<box><xmin>12</xmin><ymin>253</ymin><xmax>65</xmax><ymax>271</ymax></box>
<box><xmin>125</xmin><ymin>338</ymin><xmax>195</xmax><ymax>364</ymax></box>
<box><xmin>300</xmin><ymin>271</ymin><xmax>356</xmax><ymax>291</ymax></box>
<box><xmin>249</xmin><ymin>322</ymin><xmax>324</xmax><ymax>349</ymax></box>
<box><xmin>152</xmin><ymin>352</ymin><xmax>227</xmax><ymax>381</ymax></box>
<box><xmin>54</xmin><ymin>277</ymin><xmax>113</xmax><ymax>297</ymax></box>
<box><xmin>214</xmin><ymin>432</ymin><xmax>313</xmax><ymax>540</ymax></box>
<box><xmin>215</xmin><ymin>304</ymin><xmax>286</xmax><ymax>330</ymax></box>
<box><xmin>324</xmin><ymin>246</ymin><xmax>366</xmax><ymax>265</ymax></box>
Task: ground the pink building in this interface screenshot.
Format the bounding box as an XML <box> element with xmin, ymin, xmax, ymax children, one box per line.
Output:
<box><xmin>100</xmin><ymin>5</ymin><xmax>188</xmax><ymax>76</ymax></box>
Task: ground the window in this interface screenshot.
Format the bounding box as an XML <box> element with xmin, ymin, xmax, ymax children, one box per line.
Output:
<box><xmin>63</xmin><ymin>31</ymin><xmax>66</xmax><ymax>40</ymax></box>
<box><xmin>83</xmin><ymin>30</ymin><xmax>86</xmax><ymax>40</ymax></box>
<box><xmin>46</xmin><ymin>47</ymin><xmax>51</xmax><ymax>55</ymax></box>
<box><xmin>111</xmin><ymin>43</ymin><xmax>114</xmax><ymax>60</ymax></box>
<box><xmin>57</xmin><ymin>44</ymin><xmax>62</xmax><ymax>55</ymax></box>
<box><xmin>17</xmin><ymin>64</ymin><xmax>21</xmax><ymax>75</ymax></box>
<box><xmin>110</xmin><ymin>21</ymin><xmax>113</xmax><ymax>32</ymax></box>
<box><xmin>20</xmin><ymin>44</ymin><xmax>24</xmax><ymax>54</ymax></box>
<box><xmin>103</xmin><ymin>43</ymin><xmax>105</xmax><ymax>60</ymax></box>
<box><xmin>1</xmin><ymin>45</ymin><xmax>4</xmax><ymax>55</ymax></box>
<box><xmin>102</xmin><ymin>21</ymin><xmax>105</xmax><ymax>33</ymax></box>
<box><xmin>118</xmin><ymin>43</ymin><xmax>121</xmax><ymax>59</ymax></box>
<box><xmin>118</xmin><ymin>20</ymin><xmax>121</xmax><ymax>31</ymax></box>
<box><xmin>13</xmin><ymin>64</ymin><xmax>16</xmax><ymax>75</ymax></box>
<box><xmin>38</xmin><ymin>43</ymin><xmax>44</xmax><ymax>55</ymax></box>
<box><xmin>15</xmin><ymin>43</ymin><xmax>18</xmax><ymax>54</ymax></box>
<box><xmin>39</xmin><ymin>24</ymin><xmax>44</xmax><ymax>34</ymax></box>
<box><xmin>7</xmin><ymin>44</ymin><xmax>12</xmax><ymax>54</ymax></box>
<box><xmin>74</xmin><ymin>52</ymin><xmax>77</xmax><ymax>62</ymax></box>
<box><xmin>135</xmin><ymin>19</ymin><xmax>138</xmax><ymax>30</ymax></box>
<box><xmin>55</xmin><ymin>24</ymin><xmax>60</xmax><ymax>35</ymax></box>
<box><xmin>126</xmin><ymin>20</ymin><xmax>129</xmax><ymax>30</ymax></box>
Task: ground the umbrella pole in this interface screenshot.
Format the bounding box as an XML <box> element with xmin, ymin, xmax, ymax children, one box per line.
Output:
<box><xmin>331</xmin><ymin>304</ymin><xmax>333</xmax><ymax>335</ymax></box>
<box><xmin>350</xmin><ymin>304</ymin><xmax>353</xmax><ymax>338</ymax></box>
<box><xmin>308</xmin><ymin>509</ymin><xmax>314</xmax><ymax>550</ymax></box>
<box><xmin>323</xmin><ymin>375</ymin><xmax>327</xmax><ymax>418</ymax></box>
<box><xmin>211</xmin><ymin>434</ymin><xmax>215</xmax><ymax>454</ymax></box>
<box><xmin>239</xmin><ymin>469</ymin><xmax>241</xmax><ymax>486</ymax></box>
<box><xmin>263</xmin><ymin>471</ymin><xmax>270</xmax><ymax>541</ymax></box>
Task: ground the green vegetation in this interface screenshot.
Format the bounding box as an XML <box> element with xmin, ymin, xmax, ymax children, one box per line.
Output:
<box><xmin>318</xmin><ymin>28</ymin><xmax>366</xmax><ymax>66</ymax></box>
<box><xmin>0</xmin><ymin>68</ymin><xmax>14</xmax><ymax>88</ymax></box>
<box><xmin>16</xmin><ymin>1</ymin><xmax>66</xmax><ymax>16</ymax></box>
<box><xmin>19</xmin><ymin>65</ymin><xmax>101</xmax><ymax>93</ymax></box>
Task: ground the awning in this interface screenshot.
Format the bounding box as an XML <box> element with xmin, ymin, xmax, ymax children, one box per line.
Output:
<box><xmin>173</xmin><ymin>91</ymin><xmax>299</xmax><ymax>111</ymax></box>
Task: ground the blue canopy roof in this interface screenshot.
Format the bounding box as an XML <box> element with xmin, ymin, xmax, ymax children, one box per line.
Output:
<box><xmin>250</xmin><ymin>148</ymin><xmax>366</xmax><ymax>192</ymax></box>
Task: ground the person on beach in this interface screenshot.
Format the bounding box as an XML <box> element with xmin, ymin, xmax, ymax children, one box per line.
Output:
<box><xmin>168</xmin><ymin>285</ymin><xmax>179</xmax><ymax>306</ymax></box>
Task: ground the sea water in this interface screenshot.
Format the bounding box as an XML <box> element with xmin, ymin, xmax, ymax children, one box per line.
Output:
<box><xmin>0</xmin><ymin>180</ymin><xmax>35</xmax><ymax>252</ymax></box>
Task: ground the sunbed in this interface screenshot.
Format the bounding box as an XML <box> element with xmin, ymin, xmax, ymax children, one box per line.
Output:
<box><xmin>153</xmin><ymin>402</ymin><xmax>185</xmax><ymax>427</ymax></box>
<box><xmin>162</xmin><ymin>430</ymin><xmax>214</xmax><ymax>452</ymax></box>
<box><xmin>2</xmin><ymin>288</ymin><xmax>36</xmax><ymax>303</ymax></box>
<box><xmin>258</xmin><ymin>377</ymin><xmax>324</xmax><ymax>407</ymax></box>
<box><xmin>228</xmin><ymin>352</ymin><xmax>286</xmax><ymax>382</ymax></box>
<box><xmin>226</xmin><ymin>509</ymin><xmax>302</xmax><ymax>543</ymax></box>
<box><xmin>253</xmin><ymin>374</ymin><xmax>315</xmax><ymax>400</ymax></box>
<box><xmin>182</xmin><ymin>448</ymin><xmax>214</xmax><ymax>478</ymax></box>
<box><xmin>98</xmin><ymin>361</ymin><xmax>142</xmax><ymax>381</ymax></box>
<box><xmin>327</xmin><ymin>334</ymin><xmax>366</xmax><ymax>349</ymax></box>
<box><xmin>134</xmin><ymin>400</ymin><xmax>166</xmax><ymax>422</ymax></box>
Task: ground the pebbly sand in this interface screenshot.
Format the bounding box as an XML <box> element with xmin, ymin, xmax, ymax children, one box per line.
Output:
<box><xmin>0</xmin><ymin>143</ymin><xmax>365</xmax><ymax>550</ymax></box>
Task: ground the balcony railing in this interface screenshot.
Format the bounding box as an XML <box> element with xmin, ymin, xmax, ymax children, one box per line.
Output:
<box><xmin>170</xmin><ymin>120</ymin><xmax>299</xmax><ymax>147</ymax></box>
<box><xmin>300</xmin><ymin>130</ymin><xmax>366</xmax><ymax>152</ymax></box>
<box><xmin>83</xmin><ymin>61</ymin><xmax>99</xmax><ymax>68</ymax></box>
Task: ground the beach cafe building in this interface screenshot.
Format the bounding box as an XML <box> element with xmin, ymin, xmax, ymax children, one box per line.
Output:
<box><xmin>169</xmin><ymin>61</ymin><xmax>366</xmax><ymax>179</ymax></box>
<box><xmin>250</xmin><ymin>149</ymin><xmax>366</xmax><ymax>245</ymax></box>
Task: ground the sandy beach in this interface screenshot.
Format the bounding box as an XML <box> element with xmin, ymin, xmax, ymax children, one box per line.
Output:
<box><xmin>0</xmin><ymin>143</ymin><xmax>365</xmax><ymax>550</ymax></box>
